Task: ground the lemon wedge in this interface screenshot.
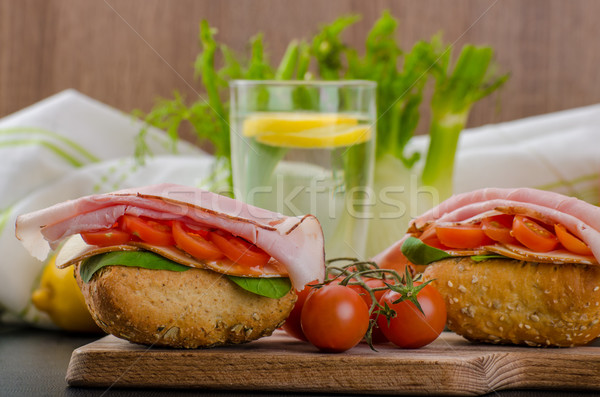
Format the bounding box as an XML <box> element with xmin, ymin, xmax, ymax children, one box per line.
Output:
<box><xmin>242</xmin><ymin>112</ymin><xmax>359</xmax><ymax>137</ymax></box>
<box><xmin>31</xmin><ymin>254</ymin><xmax>102</xmax><ymax>333</ymax></box>
<box><xmin>256</xmin><ymin>124</ymin><xmax>372</xmax><ymax>148</ymax></box>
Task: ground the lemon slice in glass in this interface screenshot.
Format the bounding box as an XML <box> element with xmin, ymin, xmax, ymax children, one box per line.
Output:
<box><xmin>242</xmin><ymin>112</ymin><xmax>371</xmax><ymax>148</ymax></box>
<box><xmin>255</xmin><ymin>124</ymin><xmax>372</xmax><ymax>148</ymax></box>
<box><xmin>242</xmin><ymin>112</ymin><xmax>359</xmax><ymax>137</ymax></box>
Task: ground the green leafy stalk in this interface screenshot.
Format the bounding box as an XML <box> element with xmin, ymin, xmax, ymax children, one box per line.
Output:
<box><xmin>421</xmin><ymin>44</ymin><xmax>509</xmax><ymax>200</ymax></box>
<box><xmin>311</xmin><ymin>15</ymin><xmax>360</xmax><ymax>80</ymax></box>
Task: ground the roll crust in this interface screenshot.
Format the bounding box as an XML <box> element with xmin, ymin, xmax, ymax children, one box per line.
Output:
<box><xmin>75</xmin><ymin>264</ymin><xmax>296</xmax><ymax>348</ymax></box>
<box><xmin>422</xmin><ymin>258</ymin><xmax>600</xmax><ymax>347</ymax></box>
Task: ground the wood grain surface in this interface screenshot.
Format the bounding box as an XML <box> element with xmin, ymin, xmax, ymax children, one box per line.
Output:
<box><xmin>1</xmin><ymin>0</ymin><xmax>600</xmax><ymax>131</ymax></box>
<box><xmin>66</xmin><ymin>331</ymin><xmax>600</xmax><ymax>395</ymax></box>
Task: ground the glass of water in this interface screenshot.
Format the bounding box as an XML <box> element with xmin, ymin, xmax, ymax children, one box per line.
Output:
<box><xmin>229</xmin><ymin>80</ymin><xmax>376</xmax><ymax>259</ymax></box>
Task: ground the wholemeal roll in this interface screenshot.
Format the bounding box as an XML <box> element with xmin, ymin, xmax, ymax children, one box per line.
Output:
<box><xmin>423</xmin><ymin>257</ymin><xmax>600</xmax><ymax>347</ymax></box>
<box><xmin>374</xmin><ymin>187</ymin><xmax>600</xmax><ymax>347</ymax></box>
<box><xmin>75</xmin><ymin>264</ymin><xmax>297</xmax><ymax>348</ymax></box>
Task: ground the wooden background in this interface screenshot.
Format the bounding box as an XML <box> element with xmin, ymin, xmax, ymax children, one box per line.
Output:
<box><xmin>1</xmin><ymin>0</ymin><xmax>600</xmax><ymax>130</ymax></box>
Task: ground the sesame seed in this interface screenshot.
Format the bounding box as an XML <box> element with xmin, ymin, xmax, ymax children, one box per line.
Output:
<box><xmin>458</xmin><ymin>285</ymin><xmax>467</xmax><ymax>293</ymax></box>
<box><xmin>457</xmin><ymin>265</ymin><xmax>464</xmax><ymax>272</ymax></box>
<box><xmin>580</xmin><ymin>325</ymin><xmax>588</xmax><ymax>331</ymax></box>
<box><xmin>546</xmin><ymin>339</ymin><xmax>551</xmax><ymax>345</ymax></box>
<box><xmin>518</xmin><ymin>323</ymin><xmax>523</xmax><ymax>328</ymax></box>
<box><xmin>596</xmin><ymin>302</ymin><xmax>599</xmax><ymax>306</ymax></box>
<box><xmin>530</xmin><ymin>314</ymin><xmax>540</xmax><ymax>322</ymax></box>
<box><xmin>499</xmin><ymin>315</ymin><xmax>505</xmax><ymax>321</ymax></box>
<box><xmin>524</xmin><ymin>324</ymin><xmax>531</xmax><ymax>330</ymax></box>
<box><xmin>592</xmin><ymin>319</ymin><xmax>599</xmax><ymax>325</ymax></box>
<box><xmin>447</xmin><ymin>281</ymin><xmax>454</xmax><ymax>288</ymax></box>
<box><xmin>481</xmin><ymin>285</ymin><xmax>489</xmax><ymax>292</ymax></box>
<box><xmin>594</xmin><ymin>286</ymin><xmax>599</xmax><ymax>292</ymax></box>
<box><xmin>471</xmin><ymin>276</ymin><xmax>478</xmax><ymax>284</ymax></box>
<box><xmin>544</xmin><ymin>289</ymin><xmax>551</xmax><ymax>294</ymax></box>
<box><xmin>585</xmin><ymin>334</ymin><xmax>591</xmax><ymax>338</ymax></box>
<box><xmin>486</xmin><ymin>321</ymin><xmax>494</xmax><ymax>327</ymax></box>
<box><xmin>499</xmin><ymin>326</ymin><xmax>504</xmax><ymax>332</ymax></box>
<box><xmin>452</xmin><ymin>297</ymin><xmax>459</xmax><ymax>303</ymax></box>
<box><xmin>524</xmin><ymin>341</ymin><xmax>537</xmax><ymax>346</ymax></box>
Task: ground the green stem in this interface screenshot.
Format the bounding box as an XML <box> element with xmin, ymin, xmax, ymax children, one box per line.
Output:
<box><xmin>421</xmin><ymin>111</ymin><xmax>468</xmax><ymax>201</ymax></box>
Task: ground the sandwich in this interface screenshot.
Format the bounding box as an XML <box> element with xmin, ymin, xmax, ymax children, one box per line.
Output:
<box><xmin>374</xmin><ymin>187</ymin><xmax>600</xmax><ymax>347</ymax></box>
<box><xmin>16</xmin><ymin>183</ymin><xmax>325</xmax><ymax>348</ymax></box>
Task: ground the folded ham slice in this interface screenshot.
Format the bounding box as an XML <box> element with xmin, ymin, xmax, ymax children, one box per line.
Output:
<box><xmin>16</xmin><ymin>183</ymin><xmax>325</xmax><ymax>289</ymax></box>
<box><xmin>374</xmin><ymin>187</ymin><xmax>600</xmax><ymax>268</ymax></box>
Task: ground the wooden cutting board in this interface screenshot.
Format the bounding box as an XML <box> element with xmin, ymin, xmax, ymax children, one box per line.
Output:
<box><xmin>66</xmin><ymin>331</ymin><xmax>600</xmax><ymax>395</ymax></box>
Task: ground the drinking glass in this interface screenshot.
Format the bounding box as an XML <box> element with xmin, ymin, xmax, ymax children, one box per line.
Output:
<box><xmin>229</xmin><ymin>80</ymin><xmax>376</xmax><ymax>259</ymax></box>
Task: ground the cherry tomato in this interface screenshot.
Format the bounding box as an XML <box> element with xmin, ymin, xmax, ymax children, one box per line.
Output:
<box><xmin>512</xmin><ymin>216</ymin><xmax>558</xmax><ymax>252</ymax></box>
<box><xmin>121</xmin><ymin>215</ymin><xmax>175</xmax><ymax>246</ymax></box>
<box><xmin>280</xmin><ymin>280</ymin><xmax>318</xmax><ymax>341</ymax></box>
<box><xmin>210</xmin><ymin>232</ymin><xmax>271</xmax><ymax>268</ymax></box>
<box><xmin>80</xmin><ymin>227</ymin><xmax>130</xmax><ymax>246</ymax></box>
<box><xmin>482</xmin><ymin>215</ymin><xmax>517</xmax><ymax>244</ymax></box>
<box><xmin>435</xmin><ymin>224</ymin><xmax>493</xmax><ymax>249</ymax></box>
<box><xmin>377</xmin><ymin>282</ymin><xmax>446</xmax><ymax>349</ymax></box>
<box><xmin>301</xmin><ymin>285</ymin><xmax>369</xmax><ymax>352</ymax></box>
<box><xmin>554</xmin><ymin>224</ymin><xmax>593</xmax><ymax>256</ymax></box>
<box><xmin>172</xmin><ymin>221</ymin><xmax>224</xmax><ymax>261</ymax></box>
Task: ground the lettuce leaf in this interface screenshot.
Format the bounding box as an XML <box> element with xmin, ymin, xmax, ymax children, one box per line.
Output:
<box><xmin>80</xmin><ymin>251</ymin><xmax>189</xmax><ymax>283</ymax></box>
<box><xmin>227</xmin><ymin>275</ymin><xmax>291</xmax><ymax>299</ymax></box>
<box><xmin>79</xmin><ymin>251</ymin><xmax>291</xmax><ymax>299</ymax></box>
<box><xmin>401</xmin><ymin>236</ymin><xmax>452</xmax><ymax>266</ymax></box>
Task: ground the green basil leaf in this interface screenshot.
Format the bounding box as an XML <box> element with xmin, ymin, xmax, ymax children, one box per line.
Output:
<box><xmin>226</xmin><ymin>275</ymin><xmax>291</xmax><ymax>299</ymax></box>
<box><xmin>401</xmin><ymin>236</ymin><xmax>452</xmax><ymax>266</ymax></box>
<box><xmin>470</xmin><ymin>254</ymin><xmax>508</xmax><ymax>262</ymax></box>
<box><xmin>80</xmin><ymin>251</ymin><xmax>189</xmax><ymax>283</ymax></box>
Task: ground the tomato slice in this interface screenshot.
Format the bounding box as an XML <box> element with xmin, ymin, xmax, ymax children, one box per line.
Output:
<box><xmin>121</xmin><ymin>215</ymin><xmax>175</xmax><ymax>246</ymax></box>
<box><xmin>210</xmin><ymin>232</ymin><xmax>271</xmax><ymax>268</ymax></box>
<box><xmin>512</xmin><ymin>216</ymin><xmax>558</xmax><ymax>252</ymax></box>
<box><xmin>172</xmin><ymin>221</ymin><xmax>224</xmax><ymax>261</ymax></box>
<box><xmin>482</xmin><ymin>215</ymin><xmax>517</xmax><ymax>244</ymax></box>
<box><xmin>81</xmin><ymin>227</ymin><xmax>131</xmax><ymax>246</ymax></box>
<box><xmin>435</xmin><ymin>224</ymin><xmax>493</xmax><ymax>249</ymax></box>
<box><xmin>554</xmin><ymin>224</ymin><xmax>593</xmax><ymax>256</ymax></box>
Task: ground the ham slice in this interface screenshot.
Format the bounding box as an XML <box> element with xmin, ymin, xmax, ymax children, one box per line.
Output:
<box><xmin>374</xmin><ymin>187</ymin><xmax>600</xmax><ymax>267</ymax></box>
<box><xmin>16</xmin><ymin>183</ymin><xmax>325</xmax><ymax>289</ymax></box>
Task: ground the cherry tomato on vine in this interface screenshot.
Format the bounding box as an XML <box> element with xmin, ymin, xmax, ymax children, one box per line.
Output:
<box><xmin>121</xmin><ymin>215</ymin><xmax>174</xmax><ymax>246</ymax></box>
<box><xmin>81</xmin><ymin>227</ymin><xmax>130</xmax><ymax>246</ymax></box>
<box><xmin>435</xmin><ymin>224</ymin><xmax>493</xmax><ymax>249</ymax></box>
<box><xmin>377</xmin><ymin>282</ymin><xmax>446</xmax><ymax>349</ymax></box>
<box><xmin>280</xmin><ymin>280</ymin><xmax>318</xmax><ymax>341</ymax></box>
<box><xmin>482</xmin><ymin>215</ymin><xmax>517</xmax><ymax>244</ymax></box>
<box><xmin>512</xmin><ymin>216</ymin><xmax>558</xmax><ymax>252</ymax></box>
<box><xmin>301</xmin><ymin>284</ymin><xmax>369</xmax><ymax>352</ymax></box>
<box><xmin>172</xmin><ymin>221</ymin><xmax>224</xmax><ymax>261</ymax></box>
<box><xmin>554</xmin><ymin>224</ymin><xmax>593</xmax><ymax>256</ymax></box>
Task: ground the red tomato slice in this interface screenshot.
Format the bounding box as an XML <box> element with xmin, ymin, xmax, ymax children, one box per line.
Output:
<box><xmin>172</xmin><ymin>221</ymin><xmax>224</xmax><ymax>261</ymax></box>
<box><xmin>121</xmin><ymin>215</ymin><xmax>174</xmax><ymax>246</ymax></box>
<box><xmin>210</xmin><ymin>232</ymin><xmax>271</xmax><ymax>268</ymax></box>
<box><xmin>435</xmin><ymin>224</ymin><xmax>493</xmax><ymax>249</ymax></box>
<box><xmin>482</xmin><ymin>215</ymin><xmax>517</xmax><ymax>244</ymax></box>
<box><xmin>512</xmin><ymin>216</ymin><xmax>558</xmax><ymax>252</ymax></box>
<box><xmin>554</xmin><ymin>224</ymin><xmax>593</xmax><ymax>256</ymax></box>
<box><xmin>81</xmin><ymin>228</ymin><xmax>130</xmax><ymax>246</ymax></box>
